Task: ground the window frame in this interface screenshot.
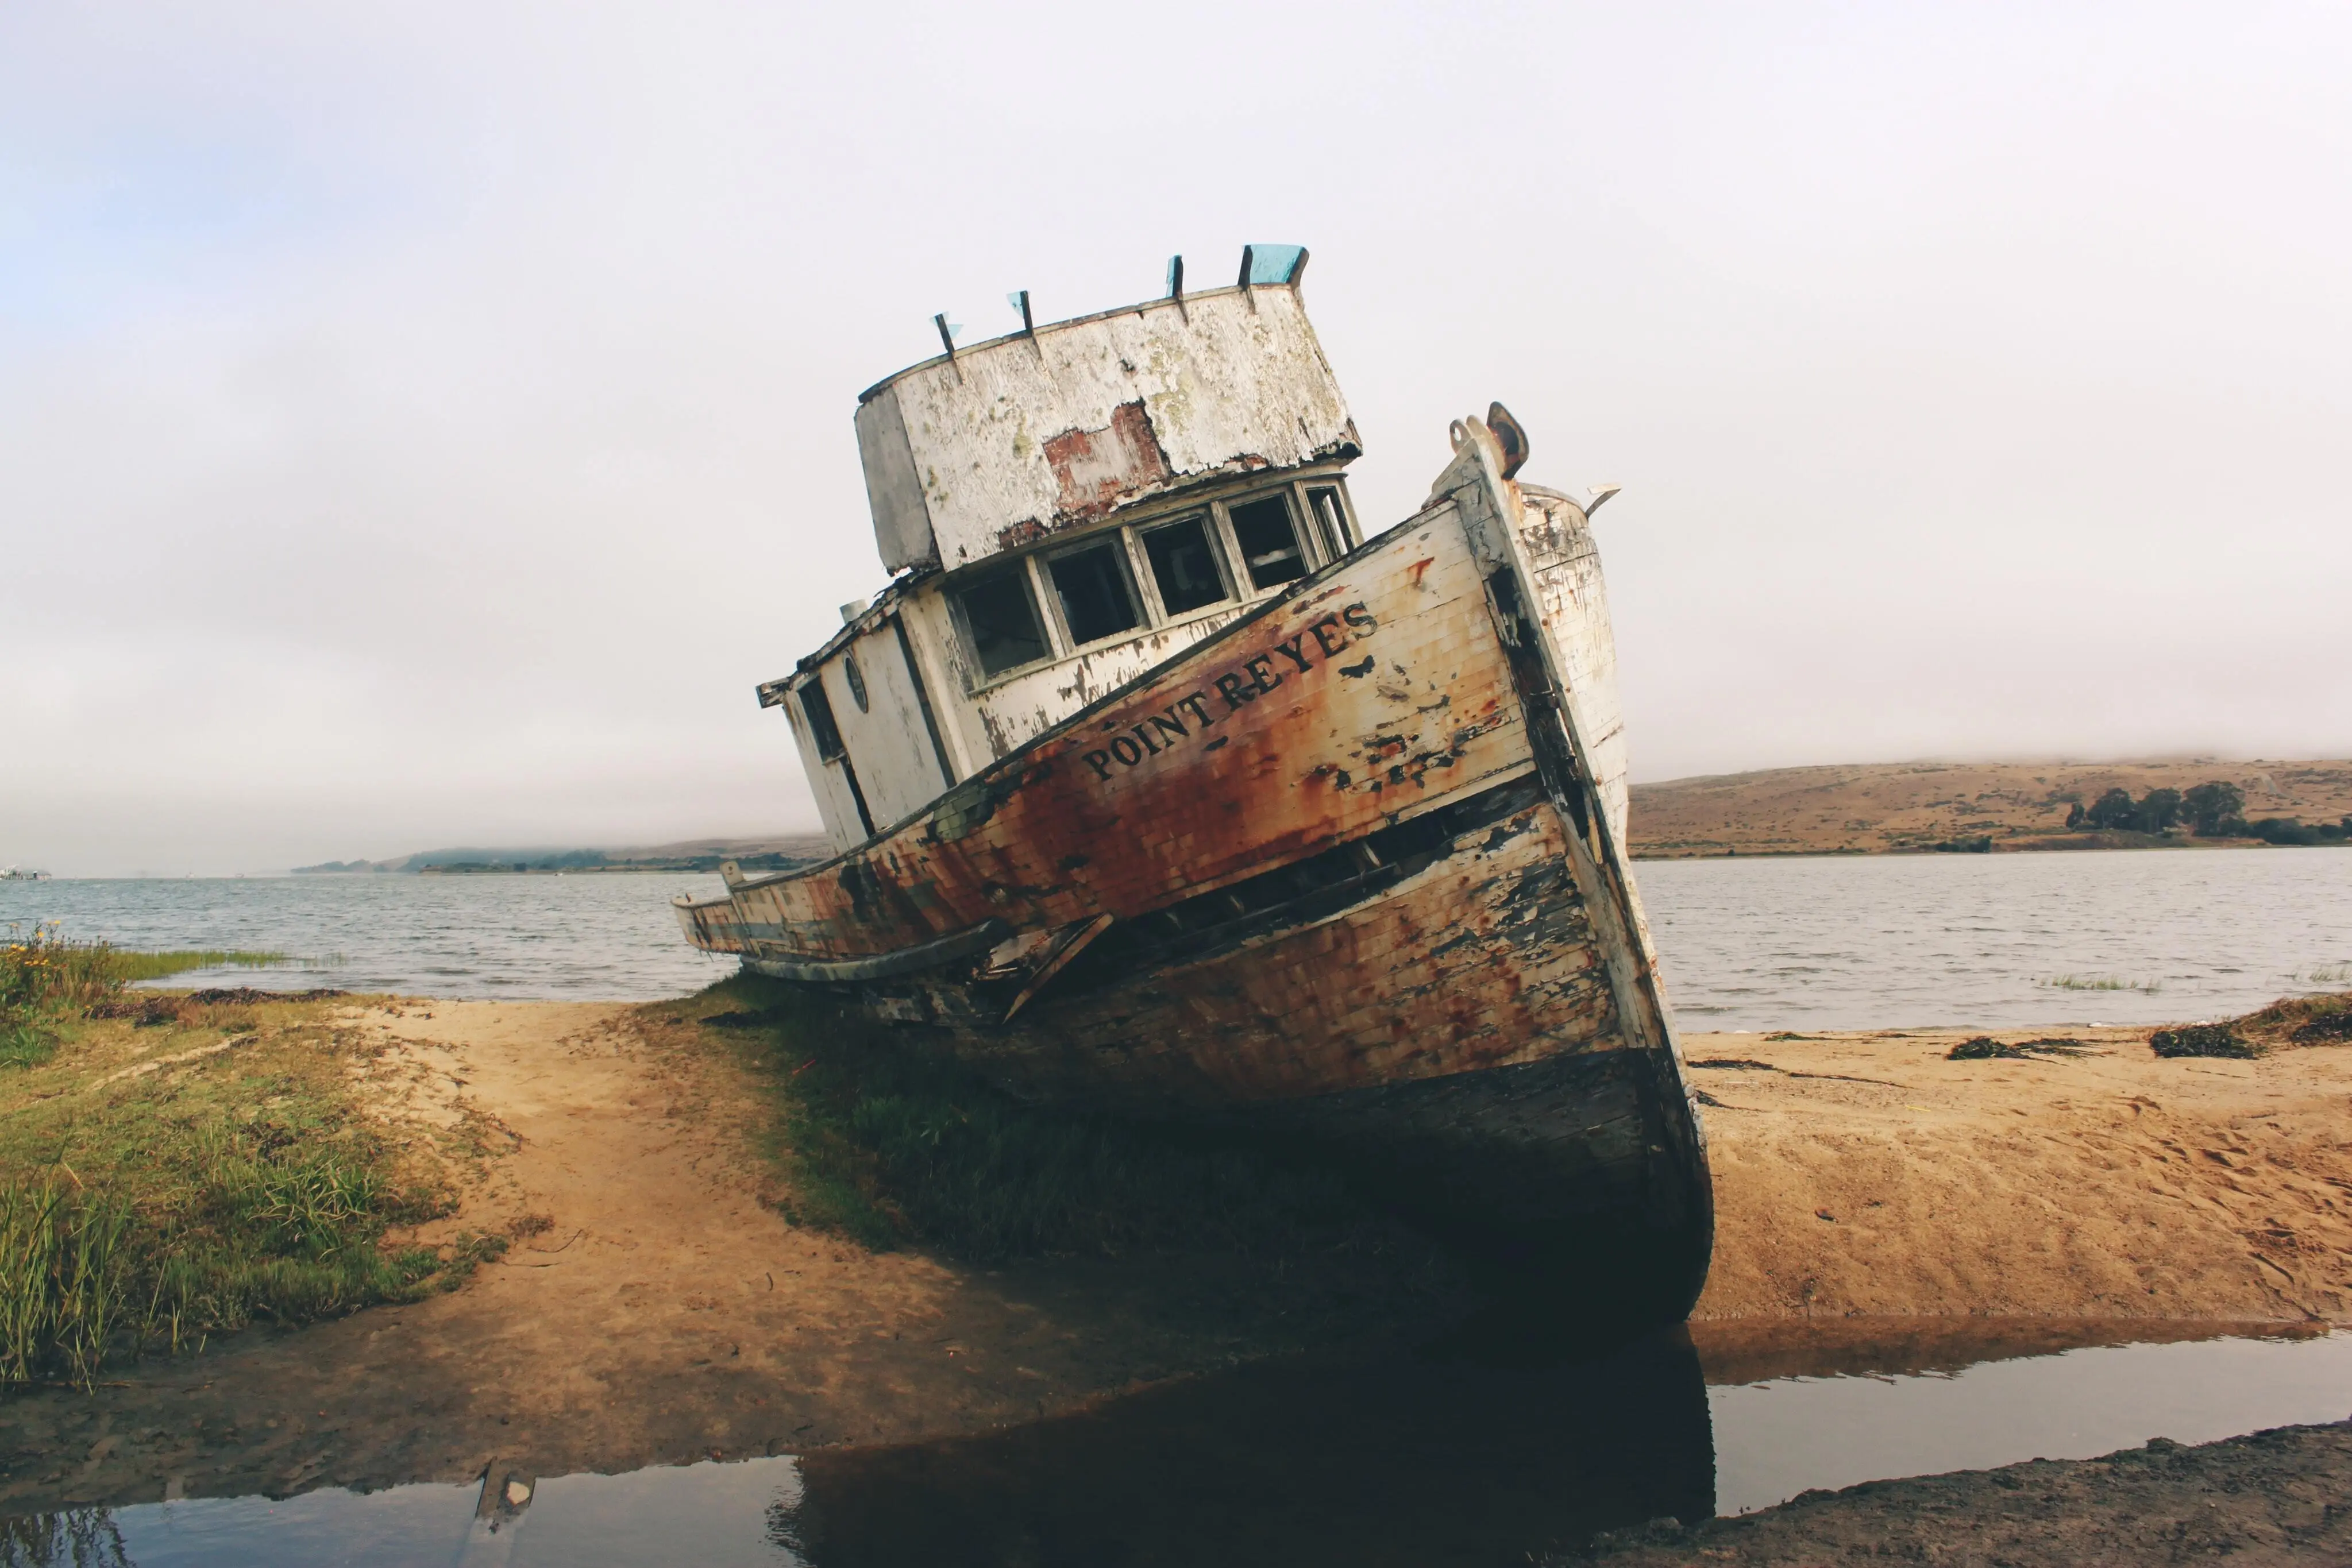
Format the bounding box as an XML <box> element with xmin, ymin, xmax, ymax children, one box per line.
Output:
<box><xmin>796</xmin><ymin>677</ymin><xmax>846</xmax><ymax>762</ymax></box>
<box><xmin>946</xmin><ymin>557</ymin><xmax>1061</xmax><ymax>690</ymax></box>
<box><xmin>1217</xmin><ymin>488</ymin><xmax>1313</xmax><ymax>593</ymax></box>
<box><xmin>1039</xmin><ymin>531</ymin><xmax>1149</xmax><ymax>652</ymax></box>
<box><xmin>1300</xmin><ymin>481</ymin><xmax>1356</xmax><ymax>566</ymax></box>
<box><xmin>939</xmin><ymin>466</ymin><xmax>1356</xmax><ymax>696</ymax></box>
<box><xmin>1133</xmin><ymin>509</ymin><xmax>1239</xmax><ymax>627</ymax></box>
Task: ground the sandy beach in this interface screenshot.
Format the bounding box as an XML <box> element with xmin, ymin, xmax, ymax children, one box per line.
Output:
<box><xmin>1685</xmin><ymin>1024</ymin><xmax>2352</xmax><ymax>1323</ymax></box>
<box><xmin>2</xmin><ymin>994</ymin><xmax>2347</xmax><ymax>1553</ymax></box>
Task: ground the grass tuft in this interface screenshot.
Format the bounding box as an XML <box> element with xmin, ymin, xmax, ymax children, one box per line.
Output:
<box><xmin>2037</xmin><ymin>974</ymin><xmax>2164</xmax><ymax>994</ymax></box>
<box><xmin>3</xmin><ymin>928</ymin><xmax>296</xmax><ymax>1069</ymax></box>
<box><xmin>112</xmin><ymin>950</ymin><xmax>294</xmax><ymax>984</ymax></box>
<box><xmin>0</xmin><ymin>928</ymin><xmax>487</xmax><ymax>1388</ymax></box>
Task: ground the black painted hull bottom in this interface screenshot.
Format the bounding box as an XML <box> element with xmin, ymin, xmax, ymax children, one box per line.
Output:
<box><xmin>1223</xmin><ymin>1046</ymin><xmax>1713</xmax><ymax>1327</ymax></box>
<box><xmin>860</xmin><ymin>998</ymin><xmax>1715</xmax><ymax>1328</ymax></box>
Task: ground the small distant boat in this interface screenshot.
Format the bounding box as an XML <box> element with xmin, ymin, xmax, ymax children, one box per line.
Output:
<box><xmin>0</xmin><ymin>867</ymin><xmax>49</xmax><ymax>882</ymax></box>
<box><xmin>676</xmin><ymin>251</ymin><xmax>1712</xmax><ymax>1318</ymax></box>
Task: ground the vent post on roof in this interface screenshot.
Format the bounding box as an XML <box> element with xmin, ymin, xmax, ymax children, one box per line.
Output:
<box><xmin>932</xmin><ymin>312</ymin><xmax>963</xmax><ymax>381</ymax></box>
<box><xmin>1008</xmin><ymin>289</ymin><xmax>1040</xmax><ymax>358</ymax></box>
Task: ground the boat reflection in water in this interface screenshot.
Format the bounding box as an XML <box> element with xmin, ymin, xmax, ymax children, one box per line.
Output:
<box><xmin>775</xmin><ymin>1326</ymin><xmax>1713</xmax><ymax>1568</ymax></box>
<box><xmin>10</xmin><ymin>1326</ymin><xmax>2349</xmax><ymax>1565</ymax></box>
<box><xmin>0</xmin><ymin>1330</ymin><xmax>1710</xmax><ymax>1567</ymax></box>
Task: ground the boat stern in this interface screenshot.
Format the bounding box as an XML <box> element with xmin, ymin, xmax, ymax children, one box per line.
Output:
<box><xmin>673</xmin><ymin>890</ymin><xmax>749</xmax><ymax>955</ymax></box>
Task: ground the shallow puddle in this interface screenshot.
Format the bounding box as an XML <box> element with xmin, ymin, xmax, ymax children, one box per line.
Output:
<box><xmin>1703</xmin><ymin>1324</ymin><xmax>2351</xmax><ymax>1516</ymax></box>
<box><xmin>8</xmin><ymin>1324</ymin><xmax>2347</xmax><ymax>1566</ymax></box>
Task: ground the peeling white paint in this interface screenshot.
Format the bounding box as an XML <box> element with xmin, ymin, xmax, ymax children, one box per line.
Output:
<box><xmin>854</xmin><ymin>285</ymin><xmax>1355</xmax><ymax>574</ymax></box>
<box><xmin>1520</xmin><ymin>487</ymin><xmax>1630</xmax><ymax>850</ymax></box>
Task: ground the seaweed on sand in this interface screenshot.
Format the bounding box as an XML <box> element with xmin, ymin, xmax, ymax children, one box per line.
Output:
<box><xmin>1947</xmin><ymin>1037</ymin><xmax>2095</xmax><ymax>1061</ymax></box>
<box><xmin>2147</xmin><ymin>1025</ymin><xmax>2261</xmax><ymax>1060</ymax></box>
<box><xmin>2156</xmin><ymin>991</ymin><xmax>2352</xmax><ymax>1053</ymax></box>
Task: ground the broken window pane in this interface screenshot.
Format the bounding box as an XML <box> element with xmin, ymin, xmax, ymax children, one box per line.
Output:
<box><xmin>1228</xmin><ymin>495</ymin><xmax>1308</xmax><ymax>589</ymax></box>
<box><xmin>955</xmin><ymin>566</ymin><xmax>1050</xmax><ymax>679</ymax></box>
<box><xmin>1141</xmin><ymin>515</ymin><xmax>1231</xmax><ymax>616</ymax></box>
<box><xmin>799</xmin><ymin>679</ymin><xmax>845</xmax><ymax>761</ymax></box>
<box><xmin>1047</xmin><ymin>540</ymin><xmax>1142</xmax><ymax>647</ymax></box>
<box><xmin>1307</xmin><ymin>486</ymin><xmax>1352</xmax><ymax>562</ymax></box>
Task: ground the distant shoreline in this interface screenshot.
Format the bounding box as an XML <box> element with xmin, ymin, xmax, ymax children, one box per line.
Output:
<box><xmin>299</xmin><ymin>864</ymin><xmax>727</xmax><ymax>876</ymax></box>
<box><xmin>1632</xmin><ymin>836</ymin><xmax>2351</xmax><ymax>862</ymax></box>
<box><xmin>290</xmin><ymin>835</ymin><xmax>831</xmax><ymax>878</ymax></box>
<box><xmin>1629</xmin><ymin>758</ymin><xmax>2352</xmax><ymax>860</ymax></box>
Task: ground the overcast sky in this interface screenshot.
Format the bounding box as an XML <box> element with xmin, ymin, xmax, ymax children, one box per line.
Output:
<box><xmin>5</xmin><ymin>2</ymin><xmax>2349</xmax><ymax>875</ymax></box>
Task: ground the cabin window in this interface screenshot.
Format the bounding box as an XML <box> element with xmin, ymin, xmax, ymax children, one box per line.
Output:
<box><xmin>1046</xmin><ymin>540</ymin><xmax>1142</xmax><ymax>647</ymax></box>
<box><xmin>953</xmin><ymin>565</ymin><xmax>1051</xmax><ymax>679</ymax></box>
<box><xmin>799</xmin><ymin>679</ymin><xmax>845</xmax><ymax>761</ymax></box>
<box><xmin>1140</xmin><ymin>515</ymin><xmax>1231</xmax><ymax>616</ymax></box>
<box><xmin>1306</xmin><ymin>485</ymin><xmax>1352</xmax><ymax>563</ymax></box>
<box><xmin>1228</xmin><ymin>494</ymin><xmax>1309</xmax><ymax>590</ymax></box>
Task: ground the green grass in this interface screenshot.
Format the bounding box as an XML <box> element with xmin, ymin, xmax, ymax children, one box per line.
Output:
<box><xmin>0</xmin><ymin>930</ymin><xmax>495</xmax><ymax>1387</ymax></box>
<box><xmin>2037</xmin><ymin>973</ymin><xmax>2164</xmax><ymax>994</ymax></box>
<box><xmin>110</xmin><ymin>949</ymin><xmax>294</xmax><ymax>983</ymax></box>
<box><xmin>684</xmin><ymin>975</ymin><xmax>1367</xmax><ymax>1265</ymax></box>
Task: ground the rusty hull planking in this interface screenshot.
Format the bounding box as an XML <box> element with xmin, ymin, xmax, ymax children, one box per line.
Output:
<box><xmin>877</xmin><ymin>793</ymin><xmax>1622</xmax><ymax>1108</ymax></box>
<box><xmin>684</xmin><ymin>509</ymin><xmax>1529</xmax><ymax>963</ymax></box>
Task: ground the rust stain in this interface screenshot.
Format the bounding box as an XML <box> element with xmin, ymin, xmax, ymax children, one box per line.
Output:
<box><xmin>962</xmin><ymin>801</ymin><xmax>1617</xmax><ymax>1105</ymax></box>
<box><xmin>1039</xmin><ymin>401</ymin><xmax>1171</xmax><ymax>525</ymax></box>
<box><xmin>707</xmin><ymin>518</ymin><xmax>1532</xmax><ymax>964</ymax></box>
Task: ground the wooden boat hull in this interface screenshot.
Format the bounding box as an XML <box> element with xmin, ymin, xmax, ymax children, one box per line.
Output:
<box><xmin>680</xmin><ymin>419</ymin><xmax>1712</xmax><ymax>1316</ymax></box>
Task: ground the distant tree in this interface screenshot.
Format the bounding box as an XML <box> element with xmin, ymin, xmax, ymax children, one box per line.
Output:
<box><xmin>2064</xmin><ymin>801</ymin><xmax>2085</xmax><ymax>829</ymax></box>
<box><xmin>2134</xmin><ymin>787</ymin><xmax>2184</xmax><ymax>833</ymax></box>
<box><xmin>2182</xmin><ymin>781</ymin><xmax>2246</xmax><ymax>837</ymax></box>
<box><xmin>2084</xmin><ymin>787</ymin><xmax>2138</xmax><ymax>830</ymax></box>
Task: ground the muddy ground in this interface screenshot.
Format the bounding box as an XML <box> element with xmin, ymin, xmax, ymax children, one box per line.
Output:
<box><xmin>1576</xmin><ymin>1420</ymin><xmax>2352</xmax><ymax>1566</ymax></box>
<box><xmin>3</xmin><ymin>999</ymin><xmax>2349</xmax><ymax>1561</ymax></box>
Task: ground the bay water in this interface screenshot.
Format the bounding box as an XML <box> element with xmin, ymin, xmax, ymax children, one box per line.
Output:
<box><xmin>5</xmin><ymin>847</ymin><xmax>2347</xmax><ymax>1028</ymax></box>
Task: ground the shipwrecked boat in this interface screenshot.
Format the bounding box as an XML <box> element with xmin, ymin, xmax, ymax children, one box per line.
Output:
<box><xmin>676</xmin><ymin>248</ymin><xmax>1712</xmax><ymax>1316</ymax></box>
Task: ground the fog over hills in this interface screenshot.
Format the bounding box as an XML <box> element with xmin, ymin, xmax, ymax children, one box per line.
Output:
<box><xmin>292</xmin><ymin>835</ymin><xmax>833</xmax><ymax>874</ymax></box>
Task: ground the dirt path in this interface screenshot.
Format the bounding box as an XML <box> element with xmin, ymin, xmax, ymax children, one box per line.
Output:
<box><xmin>0</xmin><ymin>1000</ymin><xmax>1444</xmax><ymax>1511</ymax></box>
<box><xmin>1687</xmin><ymin>1026</ymin><xmax>2352</xmax><ymax>1322</ymax></box>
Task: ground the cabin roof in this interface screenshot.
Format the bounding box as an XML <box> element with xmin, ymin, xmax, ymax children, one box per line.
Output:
<box><xmin>853</xmin><ymin>263</ymin><xmax>1357</xmax><ymax>577</ymax></box>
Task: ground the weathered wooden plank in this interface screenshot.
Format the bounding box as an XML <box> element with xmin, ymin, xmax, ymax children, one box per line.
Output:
<box><xmin>821</xmin><ymin>618</ymin><xmax>953</xmax><ymax>831</ymax></box>
<box><xmin>688</xmin><ymin>510</ymin><xmax>1530</xmax><ymax>961</ymax></box>
<box><xmin>1518</xmin><ymin>487</ymin><xmax>1630</xmax><ymax>851</ymax></box>
<box><xmin>855</xmin><ymin>286</ymin><xmax>1356</xmax><ymax>573</ymax></box>
<box><xmin>923</xmin><ymin>795</ymin><xmax>1623</xmax><ymax>1106</ymax></box>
